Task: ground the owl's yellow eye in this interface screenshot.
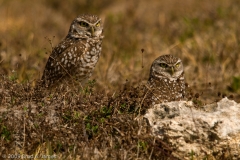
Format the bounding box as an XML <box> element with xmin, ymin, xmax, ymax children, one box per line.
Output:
<box><xmin>159</xmin><ymin>63</ymin><xmax>168</xmax><ymax>68</ymax></box>
<box><xmin>79</xmin><ymin>21</ymin><xmax>89</xmax><ymax>27</ymax></box>
<box><xmin>175</xmin><ymin>63</ymin><xmax>180</xmax><ymax>68</ymax></box>
<box><xmin>95</xmin><ymin>22</ymin><xmax>100</xmax><ymax>27</ymax></box>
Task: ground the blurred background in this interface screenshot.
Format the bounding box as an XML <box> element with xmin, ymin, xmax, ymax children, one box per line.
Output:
<box><xmin>0</xmin><ymin>0</ymin><xmax>240</xmax><ymax>102</ymax></box>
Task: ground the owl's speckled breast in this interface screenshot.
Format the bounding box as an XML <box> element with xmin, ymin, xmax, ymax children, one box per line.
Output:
<box><xmin>149</xmin><ymin>74</ymin><xmax>185</xmax><ymax>104</ymax></box>
<box><xmin>75</xmin><ymin>38</ymin><xmax>102</xmax><ymax>81</ymax></box>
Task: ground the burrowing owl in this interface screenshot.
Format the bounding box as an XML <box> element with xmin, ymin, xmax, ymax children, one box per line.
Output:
<box><xmin>41</xmin><ymin>14</ymin><xmax>103</xmax><ymax>87</ymax></box>
<box><xmin>148</xmin><ymin>54</ymin><xmax>185</xmax><ymax>103</ymax></box>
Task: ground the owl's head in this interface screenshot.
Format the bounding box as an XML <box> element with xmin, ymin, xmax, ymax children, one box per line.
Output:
<box><xmin>68</xmin><ymin>14</ymin><xmax>103</xmax><ymax>39</ymax></box>
<box><xmin>150</xmin><ymin>54</ymin><xmax>183</xmax><ymax>81</ymax></box>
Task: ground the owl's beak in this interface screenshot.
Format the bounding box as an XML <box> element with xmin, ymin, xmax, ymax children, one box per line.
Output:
<box><xmin>90</xmin><ymin>27</ymin><xmax>95</xmax><ymax>36</ymax></box>
<box><xmin>170</xmin><ymin>67</ymin><xmax>175</xmax><ymax>75</ymax></box>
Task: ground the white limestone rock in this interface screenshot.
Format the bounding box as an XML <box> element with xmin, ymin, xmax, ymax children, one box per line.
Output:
<box><xmin>144</xmin><ymin>97</ymin><xmax>240</xmax><ymax>159</ymax></box>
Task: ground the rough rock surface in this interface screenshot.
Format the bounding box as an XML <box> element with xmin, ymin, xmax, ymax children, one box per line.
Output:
<box><xmin>144</xmin><ymin>97</ymin><xmax>240</xmax><ymax>159</ymax></box>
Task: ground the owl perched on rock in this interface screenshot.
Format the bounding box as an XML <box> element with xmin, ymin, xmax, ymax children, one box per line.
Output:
<box><xmin>148</xmin><ymin>54</ymin><xmax>185</xmax><ymax>103</ymax></box>
<box><xmin>41</xmin><ymin>14</ymin><xmax>104</xmax><ymax>88</ymax></box>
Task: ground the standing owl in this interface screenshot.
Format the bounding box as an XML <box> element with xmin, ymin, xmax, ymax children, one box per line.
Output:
<box><xmin>148</xmin><ymin>54</ymin><xmax>185</xmax><ymax>103</ymax></box>
<box><xmin>41</xmin><ymin>14</ymin><xmax>104</xmax><ymax>88</ymax></box>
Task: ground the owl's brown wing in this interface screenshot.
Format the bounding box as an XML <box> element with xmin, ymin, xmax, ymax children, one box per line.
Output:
<box><xmin>41</xmin><ymin>37</ymin><xmax>87</xmax><ymax>87</ymax></box>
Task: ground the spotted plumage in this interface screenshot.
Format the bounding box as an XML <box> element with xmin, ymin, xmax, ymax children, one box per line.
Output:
<box><xmin>41</xmin><ymin>14</ymin><xmax>103</xmax><ymax>87</ymax></box>
<box><xmin>148</xmin><ymin>54</ymin><xmax>185</xmax><ymax>104</ymax></box>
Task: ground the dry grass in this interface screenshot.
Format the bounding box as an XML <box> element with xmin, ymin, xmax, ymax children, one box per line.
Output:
<box><xmin>0</xmin><ymin>0</ymin><xmax>240</xmax><ymax>159</ymax></box>
<box><xmin>0</xmin><ymin>77</ymin><xmax>173</xmax><ymax>159</ymax></box>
